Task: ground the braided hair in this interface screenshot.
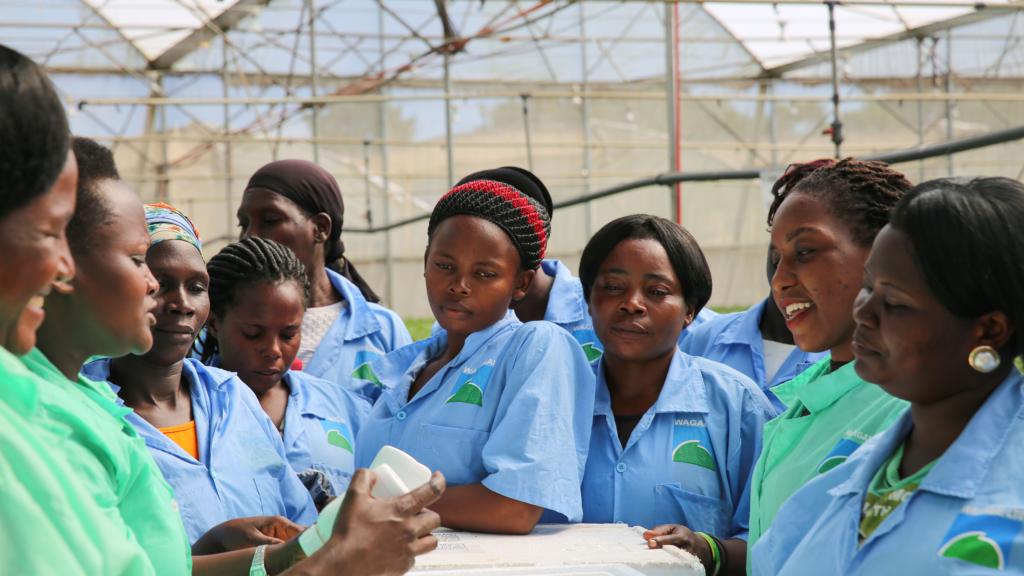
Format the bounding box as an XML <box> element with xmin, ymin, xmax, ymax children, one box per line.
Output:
<box><xmin>197</xmin><ymin>237</ymin><xmax>310</xmax><ymax>363</ymax></box>
<box><xmin>427</xmin><ymin>179</ymin><xmax>551</xmax><ymax>271</ymax></box>
<box><xmin>767</xmin><ymin>157</ymin><xmax>913</xmax><ymax>247</ymax></box>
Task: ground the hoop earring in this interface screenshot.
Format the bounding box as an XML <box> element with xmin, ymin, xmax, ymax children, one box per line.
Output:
<box><xmin>969</xmin><ymin>346</ymin><xmax>1001</xmax><ymax>373</ymax></box>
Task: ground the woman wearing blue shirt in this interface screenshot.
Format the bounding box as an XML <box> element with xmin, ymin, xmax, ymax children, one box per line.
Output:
<box><xmin>355</xmin><ymin>176</ymin><xmax>596</xmax><ymax>533</ymax></box>
<box><xmin>87</xmin><ymin>205</ymin><xmax>319</xmax><ymax>544</ymax></box>
<box><xmin>237</xmin><ymin>159</ymin><xmax>411</xmax><ymax>401</ymax></box>
<box><xmin>681</xmin><ymin>162</ymin><xmax>834</xmax><ymax>412</ymax></box>
<box><xmin>578</xmin><ymin>214</ymin><xmax>775</xmax><ymax>576</ymax></box>
<box><xmin>198</xmin><ymin>237</ymin><xmax>370</xmax><ymax>501</ymax></box>
<box><xmin>752</xmin><ymin>177</ymin><xmax>1024</xmax><ymax>575</ymax></box>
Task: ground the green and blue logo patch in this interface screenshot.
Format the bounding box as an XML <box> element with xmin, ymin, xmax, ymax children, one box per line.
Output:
<box><xmin>938</xmin><ymin>510</ymin><xmax>1022</xmax><ymax>570</ymax></box>
<box><xmin>816</xmin><ymin>438</ymin><xmax>862</xmax><ymax>474</ymax></box>
<box><xmin>351</xmin><ymin>349</ymin><xmax>383</xmax><ymax>387</ymax></box>
<box><xmin>446</xmin><ymin>359</ymin><xmax>495</xmax><ymax>407</ymax></box>
<box><xmin>319</xmin><ymin>418</ymin><xmax>354</xmax><ymax>453</ymax></box>
<box><xmin>671</xmin><ymin>415</ymin><xmax>715</xmax><ymax>476</ymax></box>
<box><xmin>571</xmin><ymin>327</ymin><xmax>603</xmax><ymax>361</ymax></box>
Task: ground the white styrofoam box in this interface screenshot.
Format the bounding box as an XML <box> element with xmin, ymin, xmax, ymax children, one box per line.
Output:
<box><xmin>414</xmin><ymin>524</ymin><xmax>704</xmax><ymax>576</ymax></box>
<box><xmin>414</xmin><ymin>563</ymin><xmax>648</xmax><ymax>576</ymax></box>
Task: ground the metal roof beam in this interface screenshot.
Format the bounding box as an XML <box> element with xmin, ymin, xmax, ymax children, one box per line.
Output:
<box><xmin>759</xmin><ymin>5</ymin><xmax>1022</xmax><ymax>78</ymax></box>
<box><xmin>148</xmin><ymin>0</ymin><xmax>271</xmax><ymax>70</ymax></box>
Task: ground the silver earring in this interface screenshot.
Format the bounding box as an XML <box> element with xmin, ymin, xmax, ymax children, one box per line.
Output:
<box><xmin>969</xmin><ymin>346</ymin><xmax>1001</xmax><ymax>373</ymax></box>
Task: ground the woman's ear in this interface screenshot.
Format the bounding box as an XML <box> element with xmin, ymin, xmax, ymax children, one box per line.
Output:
<box><xmin>975</xmin><ymin>310</ymin><xmax>1014</xmax><ymax>351</ymax></box>
<box><xmin>681</xmin><ymin>303</ymin><xmax>697</xmax><ymax>330</ymax></box>
<box><xmin>311</xmin><ymin>213</ymin><xmax>332</xmax><ymax>245</ymax></box>
<box><xmin>206</xmin><ymin>314</ymin><xmax>221</xmax><ymax>339</ymax></box>
<box><xmin>512</xmin><ymin>269</ymin><xmax>536</xmax><ymax>301</ymax></box>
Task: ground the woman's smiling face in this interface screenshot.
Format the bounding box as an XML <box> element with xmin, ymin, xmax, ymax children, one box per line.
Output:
<box><xmin>770</xmin><ymin>192</ymin><xmax>871</xmax><ymax>359</ymax></box>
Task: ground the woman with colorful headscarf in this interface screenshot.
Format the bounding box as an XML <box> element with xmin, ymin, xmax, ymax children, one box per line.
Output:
<box><xmin>83</xmin><ymin>198</ymin><xmax>319</xmax><ymax>545</ymax></box>
<box><xmin>237</xmin><ymin>159</ymin><xmax>412</xmax><ymax>402</ymax></box>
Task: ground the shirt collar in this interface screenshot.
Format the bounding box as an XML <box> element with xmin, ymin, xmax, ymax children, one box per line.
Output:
<box><xmin>541</xmin><ymin>259</ymin><xmax>587</xmax><ymax>325</ymax></box>
<box><xmin>0</xmin><ymin>346</ymin><xmax>40</xmax><ymax>415</ymax></box>
<box><xmin>832</xmin><ymin>370</ymin><xmax>1023</xmax><ymax>500</ymax></box>
<box><xmin>594</xmin><ymin>348</ymin><xmax>709</xmax><ymax>416</ymax></box>
<box><xmin>326</xmin><ymin>267</ymin><xmax>382</xmax><ymax>341</ymax></box>
<box><xmin>713</xmin><ymin>297</ymin><xmax>768</xmax><ymax>347</ymax></box>
<box><xmin>282</xmin><ymin>370</ymin><xmax>327</xmax><ymax>420</ymax></box>
<box><xmin>772</xmin><ymin>358</ymin><xmax>857</xmax><ymax>413</ymax></box>
<box><xmin>920</xmin><ymin>370</ymin><xmax>1024</xmax><ymax>497</ymax></box>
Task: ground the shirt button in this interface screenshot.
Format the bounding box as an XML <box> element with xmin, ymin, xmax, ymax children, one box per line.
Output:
<box><xmin>615</xmin><ymin>462</ymin><xmax>627</xmax><ymax>473</ymax></box>
<box><xmin>209</xmin><ymin>467</ymin><xmax>217</xmax><ymax>479</ymax></box>
<box><xmin>615</xmin><ymin>521</ymin><xmax>625</xmax><ymax>524</ymax></box>
<box><xmin>397</xmin><ymin>411</ymin><xmax>407</xmax><ymax>421</ymax></box>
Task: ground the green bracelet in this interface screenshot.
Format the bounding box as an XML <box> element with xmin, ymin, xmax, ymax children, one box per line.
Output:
<box><xmin>694</xmin><ymin>532</ymin><xmax>721</xmax><ymax>576</ymax></box>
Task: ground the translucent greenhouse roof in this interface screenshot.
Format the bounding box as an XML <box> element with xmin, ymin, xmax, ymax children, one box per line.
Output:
<box><xmin>2</xmin><ymin>0</ymin><xmax>1021</xmax><ymax>81</ymax></box>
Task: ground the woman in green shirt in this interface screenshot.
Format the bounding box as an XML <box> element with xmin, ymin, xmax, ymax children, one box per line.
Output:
<box><xmin>646</xmin><ymin>159</ymin><xmax>914</xmax><ymax>571</ymax></box>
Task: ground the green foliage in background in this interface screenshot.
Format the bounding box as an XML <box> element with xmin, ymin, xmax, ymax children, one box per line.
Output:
<box><xmin>402</xmin><ymin>304</ymin><xmax>752</xmax><ymax>342</ymax></box>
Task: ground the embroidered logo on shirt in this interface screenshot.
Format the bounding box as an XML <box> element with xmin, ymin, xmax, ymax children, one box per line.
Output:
<box><xmin>571</xmin><ymin>327</ymin><xmax>603</xmax><ymax>361</ymax></box>
<box><xmin>671</xmin><ymin>416</ymin><xmax>715</xmax><ymax>472</ymax></box>
<box><xmin>446</xmin><ymin>360</ymin><xmax>495</xmax><ymax>407</ymax></box>
<box><xmin>816</xmin><ymin>437</ymin><xmax>862</xmax><ymax>474</ymax></box>
<box><xmin>351</xmin><ymin>349</ymin><xmax>383</xmax><ymax>387</ymax></box>
<box><xmin>937</xmin><ymin>508</ymin><xmax>1023</xmax><ymax>570</ymax></box>
<box><xmin>319</xmin><ymin>418</ymin><xmax>354</xmax><ymax>453</ymax></box>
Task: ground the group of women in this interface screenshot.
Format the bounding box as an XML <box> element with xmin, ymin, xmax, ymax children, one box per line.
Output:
<box><xmin>2</xmin><ymin>42</ymin><xmax>1024</xmax><ymax>576</ymax></box>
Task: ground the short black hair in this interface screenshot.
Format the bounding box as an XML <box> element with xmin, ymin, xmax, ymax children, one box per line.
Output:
<box><xmin>579</xmin><ymin>214</ymin><xmax>712</xmax><ymax>316</ymax></box>
<box><xmin>0</xmin><ymin>45</ymin><xmax>70</xmax><ymax>221</ymax></box>
<box><xmin>428</xmin><ymin>178</ymin><xmax>550</xmax><ymax>271</ymax></box>
<box><xmin>768</xmin><ymin>158</ymin><xmax>912</xmax><ymax>247</ymax></box>
<box><xmin>198</xmin><ymin>237</ymin><xmax>310</xmax><ymax>364</ymax></box>
<box><xmin>68</xmin><ymin>136</ymin><xmax>119</xmax><ymax>251</ymax></box>
<box><xmin>890</xmin><ymin>176</ymin><xmax>1024</xmax><ymax>359</ymax></box>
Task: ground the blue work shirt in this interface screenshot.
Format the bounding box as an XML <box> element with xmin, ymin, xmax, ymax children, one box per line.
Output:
<box><xmin>82</xmin><ymin>358</ymin><xmax>319</xmax><ymax>543</ymax></box>
<box><xmin>305</xmin><ymin>268</ymin><xmax>412</xmax><ymax>403</ymax></box>
<box><xmin>582</xmin><ymin>349</ymin><xmax>776</xmax><ymax>537</ymax></box>
<box><xmin>751</xmin><ymin>369</ymin><xmax>1024</xmax><ymax>575</ymax></box>
<box><xmin>279</xmin><ymin>370</ymin><xmax>371</xmax><ymax>495</ymax></box>
<box><xmin>430</xmin><ymin>259</ymin><xmax>716</xmax><ymax>362</ymax></box>
<box><xmin>678</xmin><ymin>297</ymin><xmax>828</xmax><ymax>412</ymax></box>
<box><xmin>355</xmin><ymin>310</ymin><xmax>596</xmax><ymax>522</ymax></box>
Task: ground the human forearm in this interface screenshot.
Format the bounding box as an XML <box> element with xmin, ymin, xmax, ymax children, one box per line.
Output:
<box><xmin>427</xmin><ymin>483</ymin><xmax>542</xmax><ymax>534</ymax></box>
<box><xmin>192</xmin><ymin>538</ymin><xmax>305</xmax><ymax>576</ymax></box>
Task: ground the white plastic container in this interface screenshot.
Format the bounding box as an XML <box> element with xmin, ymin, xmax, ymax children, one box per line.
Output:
<box><xmin>298</xmin><ymin>446</ymin><xmax>433</xmax><ymax>556</ymax></box>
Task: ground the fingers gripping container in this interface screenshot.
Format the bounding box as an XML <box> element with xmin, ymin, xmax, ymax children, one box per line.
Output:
<box><xmin>298</xmin><ymin>446</ymin><xmax>433</xmax><ymax>557</ymax></box>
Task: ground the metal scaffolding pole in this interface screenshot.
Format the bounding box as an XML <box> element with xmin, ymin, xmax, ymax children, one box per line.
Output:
<box><xmin>223</xmin><ymin>39</ymin><xmax>233</xmax><ymax>243</ymax></box>
<box><xmin>769</xmin><ymin>80</ymin><xmax>778</xmax><ymax>167</ymax></box>
<box><xmin>946</xmin><ymin>30</ymin><xmax>955</xmax><ymax>176</ymax></box>
<box><xmin>665</xmin><ymin>2</ymin><xmax>681</xmax><ymax>224</ymax></box>
<box><xmin>917</xmin><ymin>37</ymin><xmax>926</xmax><ymax>183</ymax></box>
<box><xmin>159</xmin><ymin>75</ymin><xmax>169</xmax><ymax>202</ymax></box>
<box><xmin>363</xmin><ymin>140</ymin><xmax>373</xmax><ymax>227</ymax></box>
<box><xmin>827</xmin><ymin>1</ymin><xmax>844</xmax><ymax>158</ymax></box>
<box><xmin>444</xmin><ymin>50</ymin><xmax>455</xmax><ymax>189</ymax></box>
<box><xmin>380</xmin><ymin>6</ymin><xmax>393</xmax><ymax>308</ymax></box>
<box><xmin>308</xmin><ymin>0</ymin><xmax>320</xmax><ymax>165</ymax></box>
<box><xmin>580</xmin><ymin>0</ymin><xmax>593</xmax><ymax>238</ymax></box>
<box><xmin>521</xmin><ymin>94</ymin><xmax>535</xmax><ymax>172</ymax></box>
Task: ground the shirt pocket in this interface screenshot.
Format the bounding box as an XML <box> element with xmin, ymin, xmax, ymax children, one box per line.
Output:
<box><xmin>253</xmin><ymin>475</ymin><xmax>286</xmax><ymax>516</ymax></box>
<box><xmin>654</xmin><ymin>483</ymin><xmax>734</xmax><ymax>537</ymax></box>
<box><xmin>412</xmin><ymin>423</ymin><xmax>490</xmax><ymax>486</ymax></box>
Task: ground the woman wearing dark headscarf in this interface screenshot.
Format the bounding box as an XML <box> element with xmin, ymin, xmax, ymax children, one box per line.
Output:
<box><xmin>237</xmin><ymin>159</ymin><xmax>411</xmax><ymax>402</ymax></box>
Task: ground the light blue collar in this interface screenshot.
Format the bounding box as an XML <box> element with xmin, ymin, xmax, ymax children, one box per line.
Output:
<box><xmin>283</xmin><ymin>370</ymin><xmax>327</xmax><ymax>421</ymax></box>
<box><xmin>713</xmin><ymin>297</ymin><xmax>768</xmax><ymax>348</ymax></box>
<box><xmin>593</xmin><ymin>348</ymin><xmax>710</xmax><ymax>416</ymax></box>
<box><xmin>831</xmin><ymin>370</ymin><xmax>1023</xmax><ymax>500</ymax></box>
<box><xmin>372</xmin><ymin>310</ymin><xmax>520</xmax><ymax>410</ymax></box>
<box><xmin>325</xmin><ymin>267</ymin><xmax>382</xmax><ymax>341</ymax></box>
<box><xmin>541</xmin><ymin>259</ymin><xmax>587</xmax><ymax>325</ymax></box>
